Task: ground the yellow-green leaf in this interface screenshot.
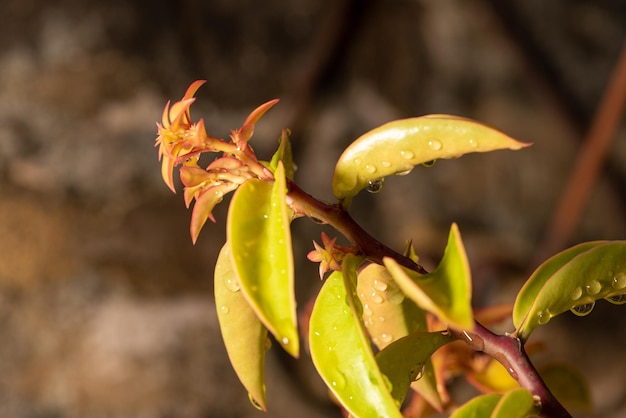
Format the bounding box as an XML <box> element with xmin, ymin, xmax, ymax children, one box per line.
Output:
<box><xmin>332</xmin><ymin>114</ymin><xmax>530</xmax><ymax>204</ymax></box>
<box><xmin>375</xmin><ymin>332</ymin><xmax>453</xmax><ymax>411</ymax></box>
<box><xmin>268</xmin><ymin>128</ymin><xmax>296</xmax><ymax>180</ymax></box>
<box><xmin>513</xmin><ymin>241</ymin><xmax>626</xmax><ymax>341</ymax></box>
<box><xmin>357</xmin><ymin>263</ymin><xmax>444</xmax><ymax>410</ymax></box>
<box><xmin>450</xmin><ymin>393</ymin><xmax>500</xmax><ymax>418</ymax></box>
<box><xmin>466</xmin><ymin>357</ymin><xmax>519</xmax><ymax>394</ymax></box>
<box><xmin>214</xmin><ymin>243</ymin><xmax>268</xmax><ymax>410</ymax></box>
<box><xmin>309</xmin><ymin>264</ymin><xmax>402</xmax><ymax>418</ymax></box>
<box><xmin>540</xmin><ymin>363</ymin><xmax>592</xmax><ymax>414</ymax></box>
<box><xmin>384</xmin><ymin>223</ymin><xmax>474</xmax><ymax>330</ymax></box>
<box><xmin>227</xmin><ymin>162</ymin><xmax>299</xmax><ymax>357</ymax></box>
<box><xmin>491</xmin><ymin>388</ymin><xmax>535</xmax><ymax>418</ymax></box>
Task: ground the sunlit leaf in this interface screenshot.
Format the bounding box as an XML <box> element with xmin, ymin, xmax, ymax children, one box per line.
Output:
<box><xmin>450</xmin><ymin>393</ymin><xmax>500</xmax><ymax>418</ymax></box>
<box><xmin>375</xmin><ymin>332</ymin><xmax>453</xmax><ymax>411</ymax></box>
<box><xmin>357</xmin><ymin>263</ymin><xmax>444</xmax><ymax>409</ymax></box>
<box><xmin>332</xmin><ymin>114</ymin><xmax>530</xmax><ymax>205</ymax></box>
<box><xmin>227</xmin><ymin>162</ymin><xmax>299</xmax><ymax>357</ymax></box>
<box><xmin>309</xmin><ymin>260</ymin><xmax>403</xmax><ymax>418</ymax></box>
<box><xmin>513</xmin><ymin>241</ymin><xmax>626</xmax><ymax>341</ymax></box>
<box><xmin>268</xmin><ymin>129</ymin><xmax>296</xmax><ymax>180</ymax></box>
<box><xmin>214</xmin><ymin>243</ymin><xmax>268</xmax><ymax>410</ymax></box>
<box><xmin>540</xmin><ymin>363</ymin><xmax>592</xmax><ymax>414</ymax></box>
<box><xmin>491</xmin><ymin>388</ymin><xmax>535</xmax><ymax>418</ymax></box>
<box><xmin>384</xmin><ymin>223</ymin><xmax>474</xmax><ymax>330</ymax></box>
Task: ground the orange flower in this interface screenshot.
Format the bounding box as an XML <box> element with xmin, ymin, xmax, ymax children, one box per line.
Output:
<box><xmin>155</xmin><ymin>80</ymin><xmax>281</xmax><ymax>242</ymax></box>
<box><xmin>307</xmin><ymin>232</ymin><xmax>357</xmax><ymax>279</ymax></box>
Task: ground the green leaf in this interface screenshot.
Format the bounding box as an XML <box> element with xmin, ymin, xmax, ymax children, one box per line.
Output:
<box><xmin>491</xmin><ymin>388</ymin><xmax>535</xmax><ymax>418</ymax></box>
<box><xmin>375</xmin><ymin>332</ymin><xmax>453</xmax><ymax>411</ymax></box>
<box><xmin>309</xmin><ymin>264</ymin><xmax>402</xmax><ymax>418</ymax></box>
<box><xmin>450</xmin><ymin>393</ymin><xmax>500</xmax><ymax>418</ymax></box>
<box><xmin>214</xmin><ymin>243</ymin><xmax>268</xmax><ymax>410</ymax></box>
<box><xmin>540</xmin><ymin>363</ymin><xmax>592</xmax><ymax>414</ymax></box>
<box><xmin>357</xmin><ymin>263</ymin><xmax>444</xmax><ymax>410</ymax></box>
<box><xmin>513</xmin><ymin>241</ymin><xmax>626</xmax><ymax>341</ymax></box>
<box><xmin>332</xmin><ymin>114</ymin><xmax>530</xmax><ymax>205</ymax></box>
<box><xmin>227</xmin><ymin>162</ymin><xmax>299</xmax><ymax>357</ymax></box>
<box><xmin>384</xmin><ymin>223</ymin><xmax>474</xmax><ymax>329</ymax></box>
<box><xmin>268</xmin><ymin>129</ymin><xmax>296</xmax><ymax>180</ymax></box>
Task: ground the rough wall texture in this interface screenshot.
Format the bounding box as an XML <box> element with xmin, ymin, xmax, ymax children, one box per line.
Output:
<box><xmin>0</xmin><ymin>0</ymin><xmax>624</xmax><ymax>417</ymax></box>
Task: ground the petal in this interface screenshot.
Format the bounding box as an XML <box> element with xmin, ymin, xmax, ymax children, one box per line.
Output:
<box><xmin>180</xmin><ymin>165</ymin><xmax>212</xmax><ymax>188</ymax></box>
<box><xmin>238</xmin><ymin>99</ymin><xmax>280</xmax><ymax>143</ymax></box>
<box><xmin>190</xmin><ymin>183</ymin><xmax>236</xmax><ymax>243</ymax></box>
<box><xmin>161</xmin><ymin>154</ymin><xmax>177</xmax><ymax>193</ymax></box>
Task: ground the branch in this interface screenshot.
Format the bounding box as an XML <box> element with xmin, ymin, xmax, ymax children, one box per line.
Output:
<box><xmin>286</xmin><ymin>179</ymin><xmax>427</xmax><ymax>274</ymax></box>
<box><xmin>451</xmin><ymin>322</ymin><xmax>572</xmax><ymax>418</ymax></box>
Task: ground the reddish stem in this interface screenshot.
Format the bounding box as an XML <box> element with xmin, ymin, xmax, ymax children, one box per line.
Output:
<box><xmin>451</xmin><ymin>322</ymin><xmax>572</xmax><ymax>418</ymax></box>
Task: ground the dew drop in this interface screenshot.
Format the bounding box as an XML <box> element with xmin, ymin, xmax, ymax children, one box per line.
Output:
<box><xmin>248</xmin><ymin>393</ymin><xmax>264</xmax><ymax>411</ymax></box>
<box><xmin>366</xmin><ymin>178</ymin><xmax>385</xmax><ymax>193</ymax></box>
<box><xmin>381</xmin><ymin>160</ymin><xmax>392</xmax><ymax>168</ymax></box>
<box><xmin>606</xmin><ymin>293</ymin><xmax>626</xmax><ymax>305</ymax></box>
<box><xmin>224</xmin><ymin>277</ymin><xmax>240</xmax><ymax>292</ymax></box>
<box><xmin>386</xmin><ymin>289</ymin><xmax>405</xmax><ymax>305</ymax></box>
<box><xmin>571</xmin><ymin>286</ymin><xmax>583</xmax><ymax>301</ymax></box>
<box><xmin>570</xmin><ymin>301</ymin><xmax>595</xmax><ymax>316</ymax></box>
<box><xmin>428</xmin><ymin>140</ymin><xmax>442</xmax><ymax>150</ymax></box>
<box><xmin>363</xmin><ymin>304</ymin><xmax>373</xmax><ymax>317</ymax></box>
<box><xmin>421</xmin><ymin>160</ymin><xmax>437</xmax><ymax>167</ymax></box>
<box><xmin>585</xmin><ymin>280</ymin><xmax>602</xmax><ymax>295</ymax></box>
<box><xmin>365</xmin><ymin>164</ymin><xmax>377</xmax><ymax>174</ymax></box>
<box><xmin>219</xmin><ymin>305</ymin><xmax>230</xmax><ymax>315</ymax></box>
<box><xmin>380</xmin><ymin>333</ymin><xmax>392</xmax><ymax>344</ymax></box>
<box><xmin>395</xmin><ymin>167</ymin><xmax>413</xmax><ymax>176</ymax></box>
<box><xmin>537</xmin><ymin>310</ymin><xmax>551</xmax><ymax>325</ymax></box>
<box><xmin>281</xmin><ymin>337</ymin><xmax>290</xmax><ymax>346</ymax></box>
<box><xmin>373</xmin><ymin>279</ymin><xmax>388</xmax><ymax>292</ymax></box>
<box><xmin>468</xmin><ymin>138</ymin><xmax>478</xmax><ymax>148</ymax></box>
<box><xmin>371</xmin><ymin>292</ymin><xmax>384</xmax><ymax>304</ymax></box>
<box><xmin>353</xmin><ymin>158</ymin><xmax>362</xmax><ymax>166</ymax></box>
<box><xmin>400</xmin><ymin>150</ymin><xmax>415</xmax><ymax>160</ymax></box>
<box><xmin>612</xmin><ymin>273</ymin><xmax>626</xmax><ymax>289</ymax></box>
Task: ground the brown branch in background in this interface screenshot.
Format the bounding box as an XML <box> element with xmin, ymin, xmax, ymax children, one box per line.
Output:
<box><xmin>535</xmin><ymin>41</ymin><xmax>626</xmax><ymax>262</ymax></box>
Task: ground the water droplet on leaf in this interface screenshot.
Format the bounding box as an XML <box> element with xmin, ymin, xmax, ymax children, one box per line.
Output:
<box><xmin>281</xmin><ymin>337</ymin><xmax>290</xmax><ymax>346</ymax></box>
<box><xmin>381</xmin><ymin>160</ymin><xmax>391</xmax><ymax>168</ymax></box>
<box><xmin>371</xmin><ymin>292</ymin><xmax>384</xmax><ymax>304</ymax></box>
<box><xmin>468</xmin><ymin>138</ymin><xmax>478</xmax><ymax>148</ymax></box>
<box><xmin>224</xmin><ymin>277</ymin><xmax>241</xmax><ymax>292</ymax></box>
<box><xmin>366</xmin><ymin>178</ymin><xmax>384</xmax><ymax>193</ymax></box>
<box><xmin>571</xmin><ymin>287</ymin><xmax>583</xmax><ymax>300</ymax></box>
<box><xmin>219</xmin><ymin>305</ymin><xmax>230</xmax><ymax>314</ymax></box>
<box><xmin>380</xmin><ymin>333</ymin><xmax>392</xmax><ymax>344</ymax></box>
<box><xmin>606</xmin><ymin>293</ymin><xmax>626</xmax><ymax>305</ymax></box>
<box><xmin>395</xmin><ymin>167</ymin><xmax>413</xmax><ymax>176</ymax></box>
<box><xmin>373</xmin><ymin>279</ymin><xmax>388</xmax><ymax>292</ymax></box>
<box><xmin>570</xmin><ymin>301</ymin><xmax>595</xmax><ymax>316</ymax></box>
<box><xmin>400</xmin><ymin>150</ymin><xmax>414</xmax><ymax>160</ymax></box>
<box><xmin>585</xmin><ymin>280</ymin><xmax>602</xmax><ymax>295</ymax></box>
<box><xmin>428</xmin><ymin>139</ymin><xmax>442</xmax><ymax>150</ymax></box>
<box><xmin>421</xmin><ymin>160</ymin><xmax>437</xmax><ymax>167</ymax></box>
<box><xmin>537</xmin><ymin>310</ymin><xmax>551</xmax><ymax>325</ymax></box>
<box><xmin>411</xmin><ymin>364</ymin><xmax>425</xmax><ymax>381</ymax></box>
<box><xmin>365</xmin><ymin>164</ymin><xmax>377</xmax><ymax>174</ymax></box>
<box><xmin>612</xmin><ymin>273</ymin><xmax>626</xmax><ymax>289</ymax></box>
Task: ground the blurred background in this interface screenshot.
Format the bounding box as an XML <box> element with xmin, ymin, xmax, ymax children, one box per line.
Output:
<box><xmin>0</xmin><ymin>0</ymin><xmax>625</xmax><ymax>416</ymax></box>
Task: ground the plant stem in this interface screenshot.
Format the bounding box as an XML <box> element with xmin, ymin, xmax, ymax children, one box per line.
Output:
<box><xmin>450</xmin><ymin>322</ymin><xmax>572</xmax><ymax>418</ymax></box>
<box><xmin>286</xmin><ymin>179</ymin><xmax>427</xmax><ymax>274</ymax></box>
<box><xmin>286</xmin><ymin>179</ymin><xmax>571</xmax><ymax>417</ymax></box>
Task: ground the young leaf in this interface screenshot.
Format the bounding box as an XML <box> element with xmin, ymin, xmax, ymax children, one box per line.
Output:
<box><xmin>384</xmin><ymin>223</ymin><xmax>474</xmax><ymax>330</ymax></box>
<box><xmin>214</xmin><ymin>243</ymin><xmax>268</xmax><ymax>410</ymax></box>
<box><xmin>309</xmin><ymin>265</ymin><xmax>403</xmax><ymax>418</ymax></box>
<box><xmin>466</xmin><ymin>357</ymin><xmax>519</xmax><ymax>394</ymax></box>
<box><xmin>513</xmin><ymin>241</ymin><xmax>626</xmax><ymax>341</ymax></box>
<box><xmin>268</xmin><ymin>129</ymin><xmax>296</xmax><ymax>180</ymax></box>
<box><xmin>332</xmin><ymin>114</ymin><xmax>530</xmax><ymax>205</ymax></box>
<box><xmin>227</xmin><ymin>162</ymin><xmax>299</xmax><ymax>357</ymax></box>
<box><xmin>357</xmin><ymin>263</ymin><xmax>444</xmax><ymax>410</ymax></box>
<box><xmin>375</xmin><ymin>332</ymin><xmax>453</xmax><ymax>410</ymax></box>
